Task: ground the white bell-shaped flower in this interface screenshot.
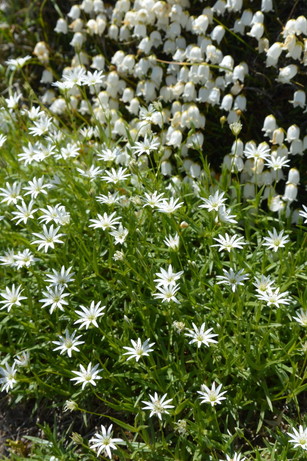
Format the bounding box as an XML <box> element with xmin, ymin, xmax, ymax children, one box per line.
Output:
<box><xmin>219</xmin><ymin>55</ymin><xmax>234</xmax><ymax>71</ymax></box>
<box><xmin>161</xmin><ymin>161</ymin><xmax>172</xmax><ymax>176</ymax></box>
<box><xmin>295</xmin><ymin>16</ymin><xmax>307</xmax><ymax>35</ymax></box>
<box><xmin>289</xmin><ymin>139</ymin><xmax>303</xmax><ymax>156</ymax></box>
<box><xmin>192</xmin><ymin>15</ymin><xmax>209</xmax><ymax>35</ymax></box>
<box><xmin>166</xmin><ymin>127</ymin><xmax>182</xmax><ymax>148</ymax></box>
<box><xmin>262</xmin><ymin>115</ymin><xmax>277</xmax><ymax>136</ymax></box>
<box><xmin>221</xmin><ymin>94</ymin><xmax>233</xmax><ymax>111</ymax></box>
<box><xmin>247</xmin><ymin>22</ymin><xmax>264</xmax><ymax>40</ymax></box>
<box><xmin>68</xmin><ymin>5</ymin><xmax>81</xmax><ymax>19</ymax></box>
<box><xmin>226</xmin><ymin>0</ymin><xmax>243</xmax><ymax>13</ymax></box>
<box><xmin>271</xmin><ymin>128</ymin><xmax>284</xmax><ymax>146</ymax></box>
<box><xmin>287</xmin><ymin>168</ymin><xmax>300</xmax><ymax>185</ymax></box>
<box><xmin>108</xmin><ymin>24</ymin><xmax>119</xmax><ymax>40</ymax></box>
<box><xmin>261</xmin><ymin>0</ymin><xmax>273</xmax><ymax>12</ymax></box>
<box><xmin>241</xmin><ymin>9</ymin><xmax>253</xmax><ymax>26</ymax></box>
<box><xmin>212</xmin><ymin>0</ymin><xmax>227</xmax><ymax>16</ymax></box>
<box><xmin>276</xmin><ymin>64</ymin><xmax>297</xmax><ymax>83</ymax></box>
<box><xmin>268</xmin><ymin>195</ymin><xmax>285</xmax><ymax>212</ymax></box>
<box><xmin>208</xmin><ymin>87</ymin><xmax>221</xmax><ymax>106</ymax></box>
<box><xmin>286</xmin><ymin>125</ymin><xmax>300</xmax><ymax>142</ymax></box>
<box><xmin>54</xmin><ymin>18</ymin><xmax>68</xmax><ymax>34</ymax></box>
<box><xmin>234</xmin><ymin>94</ymin><xmax>246</xmax><ymax>111</ymax></box>
<box><xmin>233</xmin><ymin>19</ymin><xmax>245</xmax><ymax>34</ymax></box>
<box><xmin>251</xmin><ymin>11</ymin><xmax>264</xmax><ymax>25</ymax></box>
<box><xmin>232</xmin><ymin>63</ymin><xmax>248</xmax><ymax>82</ymax></box>
<box><xmin>183</xmin><ymin>82</ymin><xmax>196</xmax><ymax>102</ymax></box>
<box><xmin>283</xmin><ymin>184</ymin><xmax>298</xmax><ymax>202</ymax></box>
<box><xmin>266</xmin><ymin>42</ymin><xmax>283</xmax><ymax>67</ymax></box>
<box><xmin>211</xmin><ymin>25</ymin><xmax>225</xmax><ymax>44</ymax></box>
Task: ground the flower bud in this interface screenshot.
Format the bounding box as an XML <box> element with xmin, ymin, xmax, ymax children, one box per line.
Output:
<box><xmin>220</xmin><ymin>115</ymin><xmax>227</xmax><ymax>126</ymax></box>
<box><xmin>71</xmin><ymin>432</ymin><xmax>83</xmax><ymax>444</ymax></box>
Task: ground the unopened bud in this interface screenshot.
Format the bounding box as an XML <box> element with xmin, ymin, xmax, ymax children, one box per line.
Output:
<box><xmin>220</xmin><ymin>115</ymin><xmax>227</xmax><ymax>127</ymax></box>
<box><xmin>71</xmin><ymin>432</ymin><xmax>83</xmax><ymax>444</ymax></box>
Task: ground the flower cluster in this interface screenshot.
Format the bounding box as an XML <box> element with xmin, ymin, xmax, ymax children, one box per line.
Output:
<box><xmin>2</xmin><ymin>0</ymin><xmax>303</xmax><ymax>215</ymax></box>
